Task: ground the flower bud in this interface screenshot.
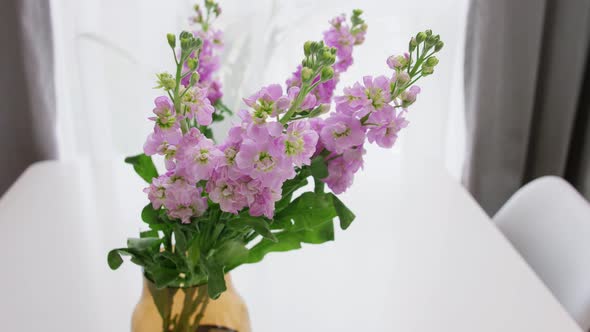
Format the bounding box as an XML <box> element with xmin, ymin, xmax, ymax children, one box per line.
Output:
<box><xmin>301</xmin><ymin>67</ymin><xmax>314</xmax><ymax>82</ymax></box>
<box><xmin>167</xmin><ymin>33</ymin><xmax>176</xmax><ymax>48</ymax></box>
<box><xmin>187</xmin><ymin>58</ymin><xmax>198</xmax><ymax>71</ymax></box>
<box><xmin>409</xmin><ymin>37</ymin><xmax>417</xmax><ymax>51</ymax></box>
<box><xmin>421</xmin><ymin>65</ymin><xmax>434</xmax><ymax>76</ymax></box>
<box><xmin>387</xmin><ymin>54</ymin><xmax>408</xmax><ymax>70</ymax></box>
<box><xmin>425</xmin><ymin>35</ymin><xmax>436</xmax><ymax>48</ymax></box>
<box><xmin>190</xmin><ymin>72</ymin><xmax>200</xmax><ymax>85</ymax></box>
<box><xmin>320</xmin><ymin>66</ymin><xmax>334</xmax><ymax>81</ymax></box>
<box><xmin>318</xmin><ymin>103</ymin><xmax>331</xmax><ymax>114</ymax></box>
<box><xmin>323</xmin><ymin>50</ymin><xmax>336</xmax><ymax>65</ymax></box>
<box><xmin>425</xmin><ymin>29</ymin><xmax>432</xmax><ymax>36</ymax></box>
<box><xmin>435</xmin><ymin>41</ymin><xmax>444</xmax><ymax>52</ymax></box>
<box><xmin>396</xmin><ymin>71</ymin><xmax>410</xmax><ymax>85</ymax></box>
<box><xmin>401</xmin><ymin>85</ymin><xmax>421</xmax><ymax>108</ymax></box>
<box><xmin>426</xmin><ymin>56</ymin><xmax>439</xmax><ymax>67</ymax></box>
<box><xmin>304</xmin><ymin>41</ymin><xmax>312</xmax><ymax>56</ymax></box>
<box><xmin>155</xmin><ymin>72</ymin><xmax>176</xmax><ymax>91</ymax></box>
<box><xmin>416</xmin><ymin>32</ymin><xmax>426</xmax><ymax>43</ymax></box>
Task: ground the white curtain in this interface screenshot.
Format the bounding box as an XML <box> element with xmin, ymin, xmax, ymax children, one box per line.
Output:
<box><xmin>50</xmin><ymin>0</ymin><xmax>468</xmax><ymax>177</ymax></box>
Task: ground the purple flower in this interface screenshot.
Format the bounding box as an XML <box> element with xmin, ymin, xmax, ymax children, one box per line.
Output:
<box><xmin>320</xmin><ymin>113</ymin><xmax>366</xmax><ymax>154</ymax></box>
<box><xmin>181</xmin><ymin>86</ymin><xmax>215</xmax><ymax>126</ymax></box>
<box><xmin>280</xmin><ymin>120</ymin><xmax>319</xmax><ymax>166</ymax></box>
<box><xmin>367</xmin><ymin>109</ymin><xmax>409</xmax><ymax>148</ymax></box>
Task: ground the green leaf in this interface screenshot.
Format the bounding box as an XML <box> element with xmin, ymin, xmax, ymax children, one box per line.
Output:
<box><xmin>154</xmin><ymin>251</ymin><xmax>184</xmax><ymax>269</ymax></box>
<box><xmin>151</xmin><ymin>266</ymin><xmax>180</xmax><ymax>289</ymax></box>
<box><xmin>125</xmin><ymin>153</ymin><xmax>159</xmax><ymax>183</ymax></box>
<box><xmin>107</xmin><ymin>248</ymin><xmax>147</xmax><ymax>269</ymax></box>
<box><xmin>187</xmin><ymin>240</ymin><xmax>201</xmax><ymax>267</ymax></box>
<box><xmin>246</xmin><ymin>231</ymin><xmax>303</xmax><ymax>264</ymax></box>
<box><xmin>173</xmin><ymin>225</ymin><xmax>188</xmax><ymax>252</ymax></box>
<box><xmin>107</xmin><ymin>249</ymin><xmax>125</xmax><ymax>270</ymax></box>
<box><xmin>140</xmin><ymin>230</ymin><xmax>159</xmax><ymax>238</ymax></box>
<box><xmin>204</xmin><ymin>259</ymin><xmax>226</xmax><ymax>299</ymax></box>
<box><xmin>127</xmin><ymin>237</ymin><xmax>162</xmax><ymax>251</ymax></box>
<box><xmin>311</xmin><ymin>156</ymin><xmax>329</xmax><ymax>179</ymax></box>
<box><xmin>215</xmin><ymin>240</ymin><xmax>249</xmax><ymax>271</ymax></box>
<box><xmin>276</xmin><ymin>192</ymin><xmax>336</xmax><ymax>230</ymax></box>
<box><xmin>241</xmin><ymin>192</ymin><xmax>338</xmax><ymax>266</ymax></box>
<box><xmin>300</xmin><ymin>219</ymin><xmax>334</xmax><ymax>244</ymax></box>
<box><xmin>235</xmin><ymin>215</ymin><xmax>277</xmax><ymax>242</ymax></box>
<box><xmin>329</xmin><ymin>193</ymin><xmax>356</xmax><ymax>230</ymax></box>
<box><xmin>141</xmin><ymin>204</ymin><xmax>160</xmax><ymax>225</ymax></box>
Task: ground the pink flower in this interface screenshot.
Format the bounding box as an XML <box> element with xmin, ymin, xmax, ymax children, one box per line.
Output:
<box><xmin>281</xmin><ymin>120</ymin><xmax>319</xmax><ymax>166</ymax></box>
<box><xmin>206</xmin><ymin>80</ymin><xmax>223</xmax><ymax>104</ymax></box>
<box><xmin>236</xmin><ymin>109</ymin><xmax>284</xmax><ymax>142</ymax></box>
<box><xmin>323</xmin><ymin>157</ymin><xmax>354</xmax><ymax>194</ymax></box>
<box><xmin>206</xmin><ymin>168</ymin><xmax>248</xmax><ymax>214</ymax></box>
<box><xmin>144</xmin><ymin>175</ymin><xmax>208</xmax><ymax>223</ymax></box>
<box><xmin>177</xmin><ymin>137</ymin><xmax>223</xmax><ymax>183</ymax></box>
<box><xmin>143</xmin><ymin>129</ymin><xmax>181</xmax><ymax>170</ymax></box>
<box><xmin>308</xmin><ymin>118</ymin><xmax>326</xmax><ymax>156</ymax></box>
<box><xmin>149</xmin><ymin>96</ymin><xmax>178</xmax><ymax>129</ymax></box>
<box><xmin>235</xmin><ymin>138</ymin><xmax>295</xmax><ymax>188</ymax></box>
<box><xmin>248</xmin><ymin>185</ymin><xmax>281</xmax><ymax>219</ymax></box>
<box><xmin>144</xmin><ymin>174</ymin><xmax>171</xmax><ymax>209</ymax></box>
<box><xmin>320</xmin><ymin>113</ymin><xmax>366</xmax><ymax>154</ymax></box>
<box><xmin>164</xmin><ymin>178</ymin><xmax>208</xmax><ymax>223</ymax></box>
<box><xmin>362</xmin><ymin>75</ymin><xmax>392</xmax><ymax>113</ymax></box>
<box><xmin>367</xmin><ymin>109</ymin><xmax>409</xmax><ymax>148</ymax></box>
<box><xmin>323</xmin><ymin>146</ymin><xmax>365</xmax><ymax>194</ymax></box>
<box><xmin>334</xmin><ymin>82</ymin><xmax>367</xmax><ymax>116</ymax></box>
<box><xmin>181</xmin><ymin>86</ymin><xmax>215</xmax><ymax>126</ymax></box>
<box><xmin>243</xmin><ymin>84</ymin><xmax>289</xmax><ymax>122</ymax></box>
<box><xmin>324</xmin><ymin>14</ymin><xmax>355</xmax><ymax>72</ymax></box>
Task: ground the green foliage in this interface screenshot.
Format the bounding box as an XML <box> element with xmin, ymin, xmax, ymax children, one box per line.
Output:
<box><xmin>330</xmin><ymin>193</ymin><xmax>356</xmax><ymax>230</ymax></box>
<box><xmin>125</xmin><ymin>154</ymin><xmax>159</xmax><ymax>183</ymax></box>
<box><xmin>310</xmin><ymin>156</ymin><xmax>329</xmax><ymax>179</ymax></box>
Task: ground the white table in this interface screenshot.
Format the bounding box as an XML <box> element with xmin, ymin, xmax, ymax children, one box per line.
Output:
<box><xmin>0</xmin><ymin>154</ymin><xmax>581</xmax><ymax>332</ymax></box>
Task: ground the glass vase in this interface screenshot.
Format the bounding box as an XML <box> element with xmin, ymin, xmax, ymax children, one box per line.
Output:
<box><xmin>131</xmin><ymin>274</ymin><xmax>251</xmax><ymax>332</ymax></box>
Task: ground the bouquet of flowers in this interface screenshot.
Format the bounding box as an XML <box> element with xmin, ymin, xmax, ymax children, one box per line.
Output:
<box><xmin>108</xmin><ymin>1</ymin><xmax>442</xmax><ymax>330</ymax></box>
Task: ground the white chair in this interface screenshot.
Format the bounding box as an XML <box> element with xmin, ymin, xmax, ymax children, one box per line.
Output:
<box><xmin>494</xmin><ymin>176</ymin><xmax>590</xmax><ymax>330</ymax></box>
